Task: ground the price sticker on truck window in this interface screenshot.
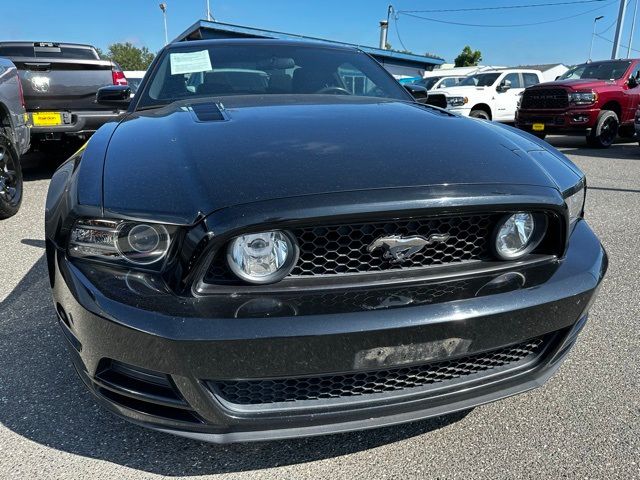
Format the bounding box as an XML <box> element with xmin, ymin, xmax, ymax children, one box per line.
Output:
<box><xmin>169</xmin><ymin>50</ymin><xmax>212</xmax><ymax>75</ymax></box>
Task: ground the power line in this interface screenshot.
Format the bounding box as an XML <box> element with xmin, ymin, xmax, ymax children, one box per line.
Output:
<box><xmin>595</xmin><ymin>33</ymin><xmax>640</xmax><ymax>52</ymax></box>
<box><xmin>398</xmin><ymin>0</ymin><xmax>617</xmax><ymax>28</ymax></box>
<box><xmin>399</xmin><ymin>0</ymin><xmax>608</xmax><ymax>14</ymax></box>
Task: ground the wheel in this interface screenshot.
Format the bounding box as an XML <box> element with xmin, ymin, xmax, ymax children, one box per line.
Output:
<box><xmin>587</xmin><ymin>110</ymin><xmax>619</xmax><ymax>148</ymax></box>
<box><xmin>0</xmin><ymin>132</ymin><xmax>23</xmax><ymax>219</ymax></box>
<box><xmin>469</xmin><ymin>109</ymin><xmax>490</xmax><ymax>120</ymax></box>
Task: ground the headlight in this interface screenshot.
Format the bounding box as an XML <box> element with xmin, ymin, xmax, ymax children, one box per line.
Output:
<box><xmin>569</xmin><ymin>91</ymin><xmax>597</xmax><ymax>105</ymax></box>
<box><xmin>447</xmin><ymin>96</ymin><xmax>468</xmax><ymax>107</ymax></box>
<box><xmin>69</xmin><ymin>219</ymin><xmax>173</xmax><ymax>267</ymax></box>
<box><xmin>493</xmin><ymin>212</ymin><xmax>546</xmax><ymax>260</ymax></box>
<box><xmin>565</xmin><ymin>184</ymin><xmax>586</xmax><ymax>226</ymax></box>
<box><xmin>227</xmin><ymin>230</ymin><xmax>299</xmax><ymax>284</ymax></box>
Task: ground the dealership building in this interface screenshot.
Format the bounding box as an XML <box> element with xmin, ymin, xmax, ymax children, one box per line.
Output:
<box><xmin>174</xmin><ymin>19</ymin><xmax>445</xmax><ymax>79</ymax></box>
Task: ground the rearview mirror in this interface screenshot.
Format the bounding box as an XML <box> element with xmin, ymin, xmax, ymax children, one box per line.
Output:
<box><xmin>404</xmin><ymin>84</ymin><xmax>429</xmax><ymax>102</ymax></box>
<box><xmin>497</xmin><ymin>79</ymin><xmax>512</xmax><ymax>92</ymax></box>
<box><xmin>96</xmin><ymin>85</ymin><xmax>132</xmax><ymax>108</ymax></box>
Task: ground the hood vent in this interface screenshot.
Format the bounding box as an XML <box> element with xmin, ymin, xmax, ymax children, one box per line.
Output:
<box><xmin>191</xmin><ymin>102</ymin><xmax>226</xmax><ymax>122</ymax></box>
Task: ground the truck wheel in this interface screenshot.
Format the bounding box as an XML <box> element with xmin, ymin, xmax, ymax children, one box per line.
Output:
<box><xmin>470</xmin><ymin>109</ymin><xmax>490</xmax><ymax>120</ymax></box>
<box><xmin>587</xmin><ymin>110</ymin><xmax>619</xmax><ymax>148</ymax></box>
<box><xmin>0</xmin><ymin>132</ymin><xmax>23</xmax><ymax>219</ymax></box>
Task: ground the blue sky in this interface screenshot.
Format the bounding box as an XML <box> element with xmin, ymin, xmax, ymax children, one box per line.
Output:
<box><xmin>1</xmin><ymin>1</ymin><xmax>638</xmax><ymax>65</ymax></box>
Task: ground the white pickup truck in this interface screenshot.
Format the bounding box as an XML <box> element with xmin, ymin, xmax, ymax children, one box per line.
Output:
<box><xmin>425</xmin><ymin>69</ymin><xmax>543</xmax><ymax>122</ymax></box>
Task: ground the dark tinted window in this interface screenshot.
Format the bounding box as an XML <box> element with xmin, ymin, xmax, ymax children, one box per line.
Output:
<box><xmin>0</xmin><ymin>46</ymin><xmax>35</xmax><ymax>56</ymax></box>
<box><xmin>523</xmin><ymin>73</ymin><xmax>540</xmax><ymax>87</ymax></box>
<box><xmin>0</xmin><ymin>45</ymin><xmax>98</xmax><ymax>59</ymax></box>
<box><xmin>559</xmin><ymin>61</ymin><xmax>631</xmax><ymax>80</ymax></box>
<box><xmin>139</xmin><ymin>44</ymin><xmax>409</xmax><ymax>108</ymax></box>
<box><xmin>503</xmin><ymin>73</ymin><xmax>522</xmax><ymax>88</ymax></box>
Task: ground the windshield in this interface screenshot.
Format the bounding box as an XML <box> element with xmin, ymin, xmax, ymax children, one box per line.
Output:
<box><xmin>459</xmin><ymin>73</ymin><xmax>501</xmax><ymax>87</ymax></box>
<box><xmin>558</xmin><ymin>61</ymin><xmax>631</xmax><ymax>81</ymax></box>
<box><xmin>415</xmin><ymin>77</ymin><xmax>442</xmax><ymax>90</ymax></box>
<box><xmin>138</xmin><ymin>43</ymin><xmax>409</xmax><ymax>109</ymax></box>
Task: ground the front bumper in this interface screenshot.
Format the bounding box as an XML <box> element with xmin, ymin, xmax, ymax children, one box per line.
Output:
<box><xmin>50</xmin><ymin>220</ymin><xmax>607</xmax><ymax>443</ymax></box>
<box><xmin>516</xmin><ymin>108</ymin><xmax>600</xmax><ymax>134</ymax></box>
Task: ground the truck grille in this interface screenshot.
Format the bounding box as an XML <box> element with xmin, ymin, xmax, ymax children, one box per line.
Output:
<box><xmin>521</xmin><ymin>88</ymin><xmax>569</xmax><ymax>109</ymax></box>
<box><xmin>425</xmin><ymin>93</ymin><xmax>448</xmax><ymax>109</ymax></box>
<box><xmin>204</xmin><ymin>213</ymin><xmax>498</xmax><ymax>283</ymax></box>
<box><xmin>209</xmin><ymin>337</ymin><xmax>547</xmax><ymax>406</ymax></box>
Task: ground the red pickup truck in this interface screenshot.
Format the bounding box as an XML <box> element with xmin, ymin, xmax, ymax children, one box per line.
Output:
<box><xmin>516</xmin><ymin>59</ymin><xmax>640</xmax><ymax>147</ymax></box>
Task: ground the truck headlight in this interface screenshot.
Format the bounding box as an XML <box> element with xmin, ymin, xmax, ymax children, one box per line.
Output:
<box><xmin>227</xmin><ymin>230</ymin><xmax>299</xmax><ymax>284</ymax></box>
<box><xmin>447</xmin><ymin>96</ymin><xmax>468</xmax><ymax>107</ymax></box>
<box><xmin>565</xmin><ymin>184</ymin><xmax>586</xmax><ymax>226</ymax></box>
<box><xmin>493</xmin><ymin>212</ymin><xmax>547</xmax><ymax>260</ymax></box>
<box><xmin>569</xmin><ymin>91</ymin><xmax>597</xmax><ymax>105</ymax></box>
<box><xmin>69</xmin><ymin>219</ymin><xmax>174</xmax><ymax>267</ymax></box>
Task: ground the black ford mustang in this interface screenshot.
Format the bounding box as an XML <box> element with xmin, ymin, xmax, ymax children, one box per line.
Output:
<box><xmin>45</xmin><ymin>39</ymin><xmax>607</xmax><ymax>443</ymax></box>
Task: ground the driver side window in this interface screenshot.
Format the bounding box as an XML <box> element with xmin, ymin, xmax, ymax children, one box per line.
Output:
<box><xmin>502</xmin><ymin>73</ymin><xmax>522</xmax><ymax>89</ymax></box>
<box><xmin>629</xmin><ymin>64</ymin><xmax>640</xmax><ymax>87</ymax></box>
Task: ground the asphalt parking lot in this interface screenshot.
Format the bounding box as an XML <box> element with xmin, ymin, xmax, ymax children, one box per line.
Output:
<box><xmin>0</xmin><ymin>136</ymin><xmax>638</xmax><ymax>479</ymax></box>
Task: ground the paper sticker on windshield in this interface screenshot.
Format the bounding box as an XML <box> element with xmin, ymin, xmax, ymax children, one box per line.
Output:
<box><xmin>169</xmin><ymin>50</ymin><xmax>212</xmax><ymax>75</ymax></box>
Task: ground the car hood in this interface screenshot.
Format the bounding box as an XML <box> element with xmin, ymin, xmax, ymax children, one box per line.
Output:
<box><xmin>102</xmin><ymin>96</ymin><xmax>581</xmax><ymax>224</ymax></box>
<box><xmin>431</xmin><ymin>85</ymin><xmax>490</xmax><ymax>97</ymax></box>
<box><xmin>530</xmin><ymin>79</ymin><xmax>616</xmax><ymax>90</ymax></box>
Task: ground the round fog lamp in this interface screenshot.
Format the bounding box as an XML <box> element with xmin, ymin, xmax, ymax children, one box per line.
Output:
<box><xmin>494</xmin><ymin>212</ymin><xmax>536</xmax><ymax>260</ymax></box>
<box><xmin>227</xmin><ymin>230</ymin><xmax>298</xmax><ymax>284</ymax></box>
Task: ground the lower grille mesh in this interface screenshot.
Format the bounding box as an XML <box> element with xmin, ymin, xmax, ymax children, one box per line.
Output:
<box><xmin>210</xmin><ymin>337</ymin><xmax>546</xmax><ymax>405</ymax></box>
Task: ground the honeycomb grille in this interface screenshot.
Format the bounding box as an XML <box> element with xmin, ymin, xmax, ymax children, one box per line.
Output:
<box><xmin>210</xmin><ymin>337</ymin><xmax>546</xmax><ymax>405</ymax></box>
<box><xmin>289</xmin><ymin>214</ymin><xmax>496</xmax><ymax>276</ymax></box>
<box><xmin>521</xmin><ymin>88</ymin><xmax>569</xmax><ymax>109</ymax></box>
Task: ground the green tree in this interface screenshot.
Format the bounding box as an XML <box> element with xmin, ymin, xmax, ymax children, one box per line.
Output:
<box><xmin>454</xmin><ymin>46</ymin><xmax>482</xmax><ymax>67</ymax></box>
<box><xmin>104</xmin><ymin>42</ymin><xmax>155</xmax><ymax>70</ymax></box>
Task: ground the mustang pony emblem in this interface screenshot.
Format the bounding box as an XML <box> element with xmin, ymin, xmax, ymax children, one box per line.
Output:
<box><xmin>367</xmin><ymin>234</ymin><xmax>450</xmax><ymax>263</ymax></box>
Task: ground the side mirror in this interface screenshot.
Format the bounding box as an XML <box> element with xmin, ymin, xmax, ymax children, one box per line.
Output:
<box><xmin>404</xmin><ymin>84</ymin><xmax>429</xmax><ymax>102</ymax></box>
<box><xmin>555</xmin><ymin>75</ymin><xmax>561</xmax><ymax>81</ymax></box>
<box><xmin>497</xmin><ymin>79</ymin><xmax>512</xmax><ymax>92</ymax></box>
<box><xmin>628</xmin><ymin>76</ymin><xmax>638</xmax><ymax>88</ymax></box>
<box><xmin>96</xmin><ymin>85</ymin><xmax>132</xmax><ymax>108</ymax></box>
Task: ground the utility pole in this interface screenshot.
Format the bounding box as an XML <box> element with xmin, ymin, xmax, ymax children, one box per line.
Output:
<box><xmin>160</xmin><ymin>3</ymin><xmax>168</xmax><ymax>45</ymax></box>
<box><xmin>206</xmin><ymin>0</ymin><xmax>214</xmax><ymax>21</ymax></box>
<box><xmin>590</xmin><ymin>16</ymin><xmax>604</xmax><ymax>61</ymax></box>
<box><xmin>379</xmin><ymin>5</ymin><xmax>393</xmax><ymax>49</ymax></box>
<box><xmin>611</xmin><ymin>0</ymin><xmax>628</xmax><ymax>59</ymax></box>
<box><xmin>627</xmin><ymin>0</ymin><xmax>638</xmax><ymax>57</ymax></box>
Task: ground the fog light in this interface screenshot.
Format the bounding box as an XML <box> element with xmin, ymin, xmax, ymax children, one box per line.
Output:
<box><xmin>493</xmin><ymin>212</ymin><xmax>540</xmax><ymax>260</ymax></box>
<box><xmin>227</xmin><ymin>230</ymin><xmax>298</xmax><ymax>284</ymax></box>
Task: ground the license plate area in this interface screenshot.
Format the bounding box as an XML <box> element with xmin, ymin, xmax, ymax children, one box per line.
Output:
<box><xmin>532</xmin><ymin>123</ymin><xmax>545</xmax><ymax>132</ymax></box>
<box><xmin>31</xmin><ymin>112</ymin><xmax>63</xmax><ymax>126</ymax></box>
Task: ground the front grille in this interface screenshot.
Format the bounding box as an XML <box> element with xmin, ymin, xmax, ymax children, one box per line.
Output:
<box><xmin>521</xmin><ymin>88</ymin><xmax>569</xmax><ymax>109</ymax></box>
<box><xmin>210</xmin><ymin>337</ymin><xmax>547</xmax><ymax>406</ymax></box>
<box><xmin>425</xmin><ymin>93</ymin><xmax>447</xmax><ymax>109</ymax></box>
<box><xmin>290</xmin><ymin>214</ymin><xmax>496</xmax><ymax>276</ymax></box>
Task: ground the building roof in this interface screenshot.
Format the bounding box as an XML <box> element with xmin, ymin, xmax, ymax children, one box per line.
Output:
<box><xmin>517</xmin><ymin>63</ymin><xmax>568</xmax><ymax>72</ymax></box>
<box><xmin>174</xmin><ymin>20</ymin><xmax>445</xmax><ymax>70</ymax></box>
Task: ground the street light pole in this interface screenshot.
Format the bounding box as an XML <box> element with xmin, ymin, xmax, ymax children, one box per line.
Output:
<box><xmin>160</xmin><ymin>3</ymin><xmax>168</xmax><ymax>46</ymax></box>
<box><xmin>627</xmin><ymin>0</ymin><xmax>639</xmax><ymax>57</ymax></box>
<box><xmin>611</xmin><ymin>0</ymin><xmax>628</xmax><ymax>59</ymax></box>
<box><xmin>590</xmin><ymin>15</ymin><xmax>604</xmax><ymax>61</ymax></box>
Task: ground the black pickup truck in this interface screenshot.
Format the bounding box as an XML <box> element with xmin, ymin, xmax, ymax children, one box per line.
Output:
<box><xmin>0</xmin><ymin>41</ymin><xmax>127</xmax><ymax>148</ymax></box>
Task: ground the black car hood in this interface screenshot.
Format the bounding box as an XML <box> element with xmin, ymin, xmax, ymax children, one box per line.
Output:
<box><xmin>102</xmin><ymin>96</ymin><xmax>581</xmax><ymax>224</ymax></box>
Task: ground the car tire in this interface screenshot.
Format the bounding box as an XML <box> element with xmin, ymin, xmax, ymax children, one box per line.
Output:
<box><xmin>0</xmin><ymin>132</ymin><xmax>23</xmax><ymax>220</ymax></box>
<box><xmin>470</xmin><ymin>110</ymin><xmax>490</xmax><ymax>120</ymax></box>
<box><xmin>586</xmin><ymin>110</ymin><xmax>619</xmax><ymax>148</ymax></box>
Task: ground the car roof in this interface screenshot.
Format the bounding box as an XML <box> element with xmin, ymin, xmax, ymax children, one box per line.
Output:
<box><xmin>0</xmin><ymin>41</ymin><xmax>95</xmax><ymax>49</ymax></box>
<box><xmin>166</xmin><ymin>38</ymin><xmax>360</xmax><ymax>53</ymax></box>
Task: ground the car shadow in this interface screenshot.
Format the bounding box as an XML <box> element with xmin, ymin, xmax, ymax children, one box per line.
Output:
<box><xmin>0</xmin><ymin>255</ymin><xmax>470</xmax><ymax>476</ymax></box>
<box><xmin>544</xmin><ymin>135</ymin><xmax>640</xmax><ymax>161</ymax></box>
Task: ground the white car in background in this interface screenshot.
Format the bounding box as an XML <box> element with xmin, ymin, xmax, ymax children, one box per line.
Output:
<box><xmin>123</xmin><ymin>70</ymin><xmax>146</xmax><ymax>96</ymax></box>
<box><xmin>426</xmin><ymin>69</ymin><xmax>543</xmax><ymax>122</ymax></box>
